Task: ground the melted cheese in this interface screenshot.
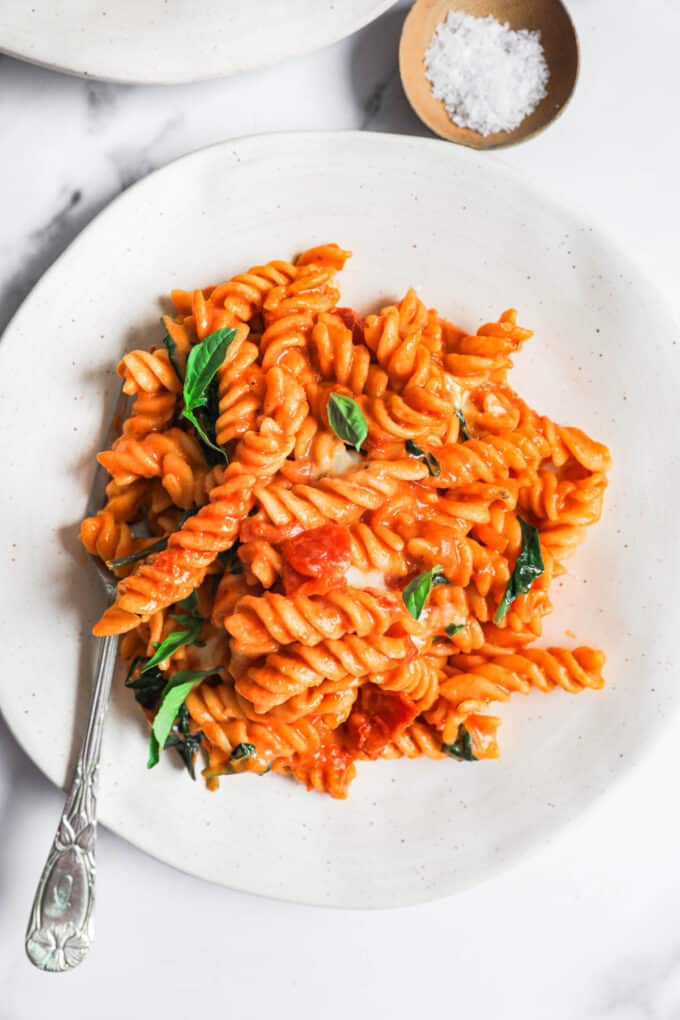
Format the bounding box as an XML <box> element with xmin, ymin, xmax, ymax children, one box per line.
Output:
<box><xmin>327</xmin><ymin>446</ymin><xmax>362</xmax><ymax>477</ymax></box>
<box><xmin>345</xmin><ymin>566</ymin><xmax>389</xmax><ymax>591</ymax></box>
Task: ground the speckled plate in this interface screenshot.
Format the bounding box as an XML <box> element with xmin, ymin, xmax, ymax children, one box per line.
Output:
<box><xmin>0</xmin><ymin>0</ymin><xmax>395</xmax><ymax>84</ymax></box>
<box><xmin>1</xmin><ymin>132</ymin><xmax>678</xmax><ymax>908</ymax></box>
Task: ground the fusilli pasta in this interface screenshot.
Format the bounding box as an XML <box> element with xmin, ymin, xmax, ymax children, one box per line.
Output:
<box><xmin>83</xmin><ymin>244</ymin><xmax>610</xmax><ymax>797</ymax></box>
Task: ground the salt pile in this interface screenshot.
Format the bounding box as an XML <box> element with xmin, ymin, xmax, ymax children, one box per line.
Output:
<box><xmin>424</xmin><ymin>11</ymin><xmax>549</xmax><ymax>136</ymax></box>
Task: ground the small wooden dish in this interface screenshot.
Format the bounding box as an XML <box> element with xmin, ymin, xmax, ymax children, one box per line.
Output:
<box><xmin>399</xmin><ymin>0</ymin><xmax>579</xmax><ymax>149</ymax></box>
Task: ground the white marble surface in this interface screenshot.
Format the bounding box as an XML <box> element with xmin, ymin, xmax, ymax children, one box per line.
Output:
<box><xmin>1</xmin><ymin>1</ymin><xmax>679</xmax><ymax>1016</ymax></box>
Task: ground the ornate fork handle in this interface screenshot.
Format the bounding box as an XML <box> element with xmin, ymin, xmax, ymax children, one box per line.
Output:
<box><xmin>25</xmin><ymin>634</ymin><xmax>119</xmax><ymax>972</ymax></box>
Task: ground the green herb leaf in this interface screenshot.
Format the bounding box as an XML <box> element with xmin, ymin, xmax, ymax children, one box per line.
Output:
<box><xmin>202</xmin><ymin>748</ymin><xmax>260</xmax><ymax>780</ymax></box>
<box><xmin>183</xmin><ymin>328</ymin><xmax>236</xmax><ymax>413</ymax></box>
<box><xmin>431</xmin><ymin>572</ymin><xmax>451</xmax><ymax>588</ymax></box>
<box><xmin>141</xmin><ymin>618</ymin><xmax>203</xmax><ymax>675</ymax></box>
<box><xmin>201</xmin><ymin>376</ymin><xmax>228</xmax><ymax>465</ymax></box>
<box><xmin>183</xmin><ymin>406</ymin><xmax>226</xmax><ymax>458</ymax></box>
<box><xmin>147</xmin><ymin>667</ymin><xmax>221</xmax><ymax>769</ymax></box>
<box><xmin>230</xmin><ymin>742</ymin><xmax>256</xmax><ymax>761</ymax></box>
<box><xmin>444</xmin><ymin>623</ymin><xmax>465</xmax><ymax>637</ymax></box>
<box><xmin>181</xmin><ymin>328</ymin><xmax>236</xmax><ymax>459</ymax></box>
<box><xmin>125</xmin><ymin>658</ymin><xmax>166</xmax><ymax>711</ymax></box>
<box><xmin>456</xmin><ymin>409</ymin><xmax>471</xmax><ymax>441</ymax></box>
<box><xmin>327</xmin><ymin>393</ymin><xmax>368</xmax><ymax>452</ymax></box>
<box><xmin>402</xmin><ymin>565</ymin><xmax>445</xmax><ymax>620</ymax></box>
<box><xmin>442</xmin><ymin>724</ymin><xmax>477</xmax><ymax>761</ymax></box>
<box><xmin>107</xmin><ymin>508</ymin><xmax>199</xmax><ymax>570</ymax></box>
<box><xmin>162</xmin><ymin>704</ymin><xmax>204</xmax><ymax>780</ymax></box>
<box><xmin>162</xmin><ymin>326</ymin><xmax>183</xmax><ymax>382</ymax></box>
<box><xmin>405</xmin><ymin>439</ymin><xmax>441</xmax><ymax>478</ymax></box>
<box><xmin>219</xmin><ymin>543</ymin><xmax>244</xmax><ymax>575</ymax></box>
<box><xmin>494</xmin><ymin>517</ymin><xmax>544</xmax><ymax>624</ymax></box>
<box><xmin>175</xmin><ymin>591</ymin><xmax>200</xmax><ymax>618</ymax></box>
<box><xmin>108</xmin><ymin>536</ymin><xmax>168</xmax><ymax>570</ymax></box>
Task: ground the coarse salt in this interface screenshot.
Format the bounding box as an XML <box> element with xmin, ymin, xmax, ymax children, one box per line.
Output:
<box><xmin>424</xmin><ymin>11</ymin><xmax>549</xmax><ymax>136</ymax></box>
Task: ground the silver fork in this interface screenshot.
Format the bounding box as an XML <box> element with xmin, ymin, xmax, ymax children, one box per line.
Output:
<box><xmin>25</xmin><ymin>388</ymin><xmax>128</xmax><ymax>972</ymax></box>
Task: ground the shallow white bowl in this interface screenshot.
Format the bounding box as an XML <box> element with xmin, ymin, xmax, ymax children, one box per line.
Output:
<box><xmin>0</xmin><ymin>0</ymin><xmax>395</xmax><ymax>84</ymax></box>
<box><xmin>1</xmin><ymin>132</ymin><xmax>678</xmax><ymax>907</ymax></box>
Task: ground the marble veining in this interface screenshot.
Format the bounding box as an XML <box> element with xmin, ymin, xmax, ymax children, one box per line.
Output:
<box><xmin>1</xmin><ymin>1</ymin><xmax>680</xmax><ymax>1017</ymax></box>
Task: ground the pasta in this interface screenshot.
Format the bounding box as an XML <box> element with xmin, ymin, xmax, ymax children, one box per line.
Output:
<box><xmin>81</xmin><ymin>244</ymin><xmax>611</xmax><ymax>797</ymax></box>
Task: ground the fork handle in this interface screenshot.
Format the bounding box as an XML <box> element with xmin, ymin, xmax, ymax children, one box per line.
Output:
<box><xmin>25</xmin><ymin>634</ymin><xmax>119</xmax><ymax>972</ymax></box>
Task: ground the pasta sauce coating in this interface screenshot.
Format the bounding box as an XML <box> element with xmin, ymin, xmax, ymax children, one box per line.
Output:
<box><xmin>83</xmin><ymin>244</ymin><xmax>610</xmax><ymax>797</ymax></box>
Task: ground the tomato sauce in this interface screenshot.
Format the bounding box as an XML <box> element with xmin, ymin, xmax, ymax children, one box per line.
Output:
<box><xmin>280</xmin><ymin>524</ymin><xmax>351</xmax><ymax>583</ymax></box>
<box><xmin>346</xmin><ymin>686</ymin><xmax>418</xmax><ymax>758</ymax></box>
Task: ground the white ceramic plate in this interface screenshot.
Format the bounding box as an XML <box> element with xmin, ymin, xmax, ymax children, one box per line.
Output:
<box><xmin>1</xmin><ymin>132</ymin><xmax>678</xmax><ymax>908</ymax></box>
<box><xmin>0</xmin><ymin>0</ymin><xmax>395</xmax><ymax>84</ymax></box>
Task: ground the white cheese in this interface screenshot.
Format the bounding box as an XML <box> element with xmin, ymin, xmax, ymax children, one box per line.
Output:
<box><xmin>327</xmin><ymin>446</ymin><xmax>362</xmax><ymax>477</ymax></box>
<box><xmin>345</xmin><ymin>566</ymin><xmax>389</xmax><ymax>591</ymax></box>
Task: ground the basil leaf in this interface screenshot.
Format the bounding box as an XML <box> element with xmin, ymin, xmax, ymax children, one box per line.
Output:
<box><xmin>494</xmin><ymin>517</ymin><xmax>544</xmax><ymax>624</ymax></box>
<box><xmin>183</xmin><ymin>328</ymin><xmax>236</xmax><ymax>413</ymax></box>
<box><xmin>162</xmin><ymin>326</ymin><xmax>183</xmax><ymax>382</ymax></box>
<box><xmin>456</xmin><ymin>409</ymin><xmax>471</xmax><ymax>441</ymax></box>
<box><xmin>431</xmin><ymin>572</ymin><xmax>451</xmax><ymax>588</ymax></box>
<box><xmin>126</xmin><ymin>659</ymin><xmax>166</xmax><ymax>711</ymax></box>
<box><xmin>402</xmin><ymin>565</ymin><xmax>445</xmax><ymax>620</ymax></box>
<box><xmin>108</xmin><ymin>536</ymin><xmax>168</xmax><ymax>570</ymax></box>
<box><xmin>186</xmin><ymin>377</ymin><xmax>226</xmax><ymax>465</ymax></box>
<box><xmin>444</xmin><ymin>623</ymin><xmax>465</xmax><ymax>637</ymax></box>
<box><xmin>141</xmin><ymin>618</ymin><xmax>202</xmax><ymax>675</ymax></box>
<box><xmin>219</xmin><ymin>543</ymin><xmax>244</xmax><ymax>575</ymax></box>
<box><xmin>202</xmin><ymin>749</ymin><xmax>259</xmax><ymax>780</ymax></box>
<box><xmin>442</xmin><ymin>724</ymin><xmax>477</xmax><ymax>761</ymax></box>
<box><xmin>127</xmin><ymin>660</ymin><xmax>205</xmax><ymax>777</ymax></box>
<box><xmin>176</xmin><ymin>591</ymin><xmax>200</xmax><ymax>616</ymax></box>
<box><xmin>183</xmin><ymin>406</ymin><xmax>225</xmax><ymax>458</ymax></box>
<box><xmin>163</xmin><ymin>704</ymin><xmax>204</xmax><ymax>780</ymax></box>
<box><xmin>181</xmin><ymin>328</ymin><xmax>235</xmax><ymax>459</ymax></box>
<box><xmin>405</xmin><ymin>439</ymin><xmax>441</xmax><ymax>478</ymax></box>
<box><xmin>327</xmin><ymin>393</ymin><xmax>368</xmax><ymax>452</ymax></box>
<box><xmin>230</xmin><ymin>742</ymin><xmax>256</xmax><ymax>761</ymax></box>
<box><xmin>107</xmin><ymin>508</ymin><xmax>199</xmax><ymax>570</ymax></box>
<box><xmin>147</xmin><ymin>667</ymin><xmax>221</xmax><ymax>769</ymax></box>
<box><xmin>199</xmin><ymin>377</ymin><xmax>228</xmax><ymax>465</ymax></box>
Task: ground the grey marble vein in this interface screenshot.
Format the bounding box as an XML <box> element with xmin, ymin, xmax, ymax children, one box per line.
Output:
<box><xmin>85</xmin><ymin>80</ymin><xmax>128</xmax><ymax>123</ymax></box>
<box><xmin>351</xmin><ymin>3</ymin><xmax>427</xmax><ymax>135</ymax></box>
<box><xmin>108</xmin><ymin>113</ymin><xmax>183</xmax><ymax>191</ymax></box>
<box><xmin>0</xmin><ymin>187</ymin><xmax>90</xmax><ymax>336</ymax></box>
<box><xmin>595</xmin><ymin>946</ymin><xmax>680</xmax><ymax>1020</ymax></box>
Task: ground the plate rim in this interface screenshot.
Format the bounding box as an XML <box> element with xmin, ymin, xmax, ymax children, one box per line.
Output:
<box><xmin>2</xmin><ymin>129</ymin><xmax>679</xmax><ymax>908</ymax></box>
<box><xmin>0</xmin><ymin>0</ymin><xmax>396</xmax><ymax>85</ymax></box>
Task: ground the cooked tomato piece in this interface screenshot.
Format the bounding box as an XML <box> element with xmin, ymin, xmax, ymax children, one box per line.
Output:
<box><xmin>335</xmin><ymin>307</ymin><xmax>365</xmax><ymax>346</ymax></box>
<box><xmin>280</xmin><ymin>560</ymin><xmax>308</xmax><ymax>595</ymax></box>
<box><xmin>281</xmin><ymin>524</ymin><xmax>351</xmax><ymax>582</ymax></box>
<box><xmin>346</xmin><ymin>686</ymin><xmax>418</xmax><ymax>759</ymax></box>
<box><xmin>280</xmin><ymin>561</ymin><xmax>336</xmax><ymax>596</ymax></box>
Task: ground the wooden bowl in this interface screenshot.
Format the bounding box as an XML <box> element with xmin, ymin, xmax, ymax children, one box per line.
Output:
<box><xmin>399</xmin><ymin>0</ymin><xmax>579</xmax><ymax>149</ymax></box>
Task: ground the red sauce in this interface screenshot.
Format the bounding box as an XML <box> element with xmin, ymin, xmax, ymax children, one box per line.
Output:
<box><xmin>346</xmin><ymin>686</ymin><xmax>418</xmax><ymax>759</ymax></box>
<box><xmin>239</xmin><ymin>517</ymin><xmax>304</xmax><ymax>544</ymax></box>
<box><xmin>280</xmin><ymin>524</ymin><xmax>351</xmax><ymax>583</ymax></box>
<box><xmin>280</xmin><ymin>561</ymin><xmax>337</xmax><ymax>597</ymax></box>
<box><xmin>335</xmin><ymin>307</ymin><xmax>365</xmax><ymax>346</ymax></box>
<box><xmin>363</xmin><ymin>588</ymin><xmax>401</xmax><ymax>612</ymax></box>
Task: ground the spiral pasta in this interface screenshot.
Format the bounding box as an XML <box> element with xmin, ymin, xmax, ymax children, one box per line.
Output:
<box><xmin>82</xmin><ymin>244</ymin><xmax>610</xmax><ymax>797</ymax></box>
